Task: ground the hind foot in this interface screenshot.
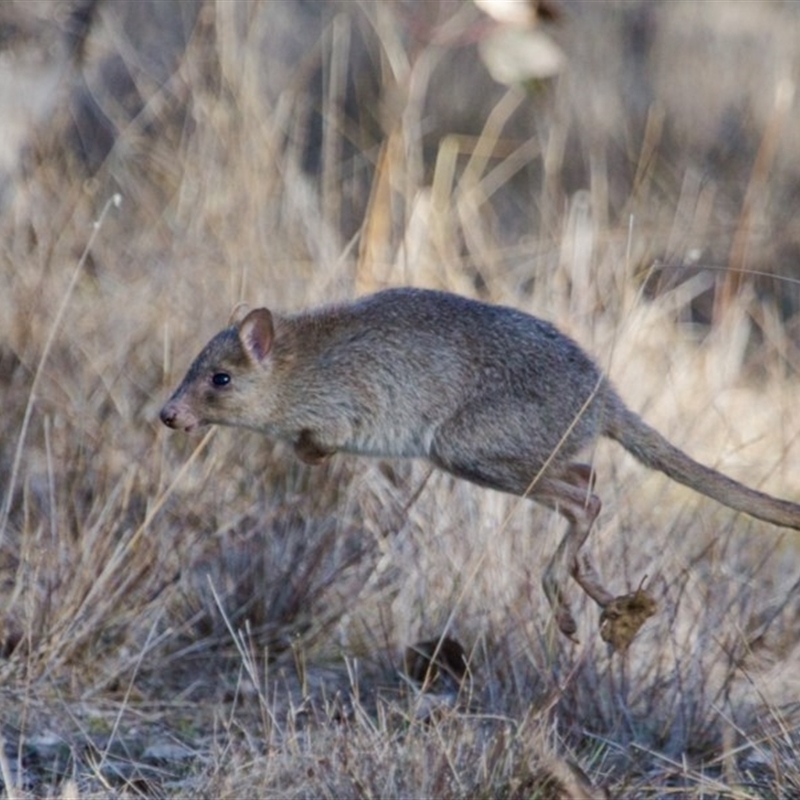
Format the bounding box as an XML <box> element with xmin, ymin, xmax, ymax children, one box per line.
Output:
<box><xmin>555</xmin><ymin>605</ymin><xmax>579</xmax><ymax>641</ymax></box>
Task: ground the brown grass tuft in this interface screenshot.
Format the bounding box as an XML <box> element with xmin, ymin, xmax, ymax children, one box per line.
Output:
<box><xmin>1</xmin><ymin>1</ymin><xmax>800</xmax><ymax>796</ymax></box>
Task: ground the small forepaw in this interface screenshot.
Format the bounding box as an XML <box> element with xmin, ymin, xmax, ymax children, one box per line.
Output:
<box><xmin>294</xmin><ymin>429</ymin><xmax>334</xmax><ymax>464</ymax></box>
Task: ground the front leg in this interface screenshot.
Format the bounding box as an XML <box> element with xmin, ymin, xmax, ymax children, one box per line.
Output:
<box><xmin>294</xmin><ymin>429</ymin><xmax>336</xmax><ymax>465</ymax></box>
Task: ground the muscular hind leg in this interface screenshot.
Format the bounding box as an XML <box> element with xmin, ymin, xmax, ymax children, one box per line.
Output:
<box><xmin>560</xmin><ymin>462</ymin><xmax>596</xmax><ymax>491</ymax></box>
<box><xmin>430</xmin><ymin>429</ymin><xmax>614</xmax><ymax>637</ymax></box>
<box><xmin>534</xmin><ymin>467</ymin><xmax>615</xmax><ymax>637</ymax></box>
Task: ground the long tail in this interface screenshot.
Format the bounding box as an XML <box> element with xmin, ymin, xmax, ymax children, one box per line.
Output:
<box><xmin>603</xmin><ymin>398</ymin><xmax>800</xmax><ymax>530</ymax></box>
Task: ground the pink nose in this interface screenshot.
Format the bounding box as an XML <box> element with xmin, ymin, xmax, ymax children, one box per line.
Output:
<box><xmin>159</xmin><ymin>400</ymin><xmax>199</xmax><ymax>432</ymax></box>
<box><xmin>160</xmin><ymin>405</ymin><xmax>178</xmax><ymax>428</ymax></box>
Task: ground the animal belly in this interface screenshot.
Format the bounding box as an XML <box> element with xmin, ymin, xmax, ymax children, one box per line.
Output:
<box><xmin>344</xmin><ymin>419</ymin><xmax>432</xmax><ymax>459</ymax></box>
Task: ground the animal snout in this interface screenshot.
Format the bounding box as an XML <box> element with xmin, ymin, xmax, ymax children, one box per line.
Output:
<box><xmin>160</xmin><ymin>399</ymin><xmax>200</xmax><ymax>432</ymax></box>
<box><xmin>160</xmin><ymin>404</ymin><xmax>179</xmax><ymax>428</ymax></box>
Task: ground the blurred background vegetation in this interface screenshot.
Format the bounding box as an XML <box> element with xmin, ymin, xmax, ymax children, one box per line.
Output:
<box><xmin>1</xmin><ymin>1</ymin><xmax>800</xmax><ymax>797</ymax></box>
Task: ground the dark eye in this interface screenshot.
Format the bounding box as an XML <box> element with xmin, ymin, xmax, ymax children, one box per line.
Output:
<box><xmin>211</xmin><ymin>372</ymin><xmax>231</xmax><ymax>387</ymax></box>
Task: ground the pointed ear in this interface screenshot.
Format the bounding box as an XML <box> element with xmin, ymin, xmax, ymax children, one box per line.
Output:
<box><xmin>238</xmin><ymin>308</ymin><xmax>274</xmax><ymax>362</ymax></box>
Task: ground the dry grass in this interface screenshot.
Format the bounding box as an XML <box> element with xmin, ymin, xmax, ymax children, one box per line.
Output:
<box><xmin>1</xmin><ymin>1</ymin><xmax>800</xmax><ymax>797</ymax></box>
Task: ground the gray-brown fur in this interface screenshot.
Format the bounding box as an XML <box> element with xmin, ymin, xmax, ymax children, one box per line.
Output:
<box><xmin>161</xmin><ymin>287</ymin><xmax>800</xmax><ymax>640</ymax></box>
